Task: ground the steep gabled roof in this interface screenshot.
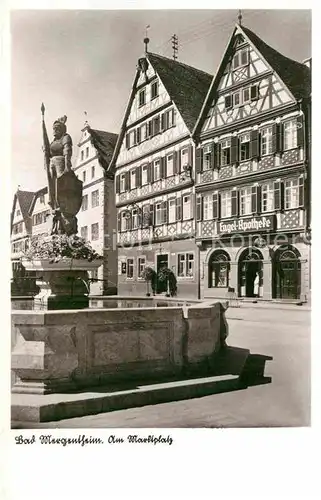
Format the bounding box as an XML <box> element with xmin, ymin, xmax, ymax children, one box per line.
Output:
<box><xmin>241</xmin><ymin>26</ymin><xmax>311</xmax><ymax>100</ymax></box>
<box><xmin>28</xmin><ymin>186</ymin><xmax>48</xmax><ymax>215</ymax></box>
<box><xmin>15</xmin><ymin>190</ymin><xmax>35</xmax><ymax>218</ymax></box>
<box><xmin>108</xmin><ymin>53</ymin><xmax>212</xmax><ymax>173</ymax></box>
<box><xmin>88</xmin><ymin>128</ymin><xmax>118</xmax><ymax>175</ymax></box>
<box><xmin>194</xmin><ymin>23</ymin><xmax>311</xmax><ymax>136</ymax></box>
<box><xmin>147</xmin><ymin>52</ymin><xmax>212</xmax><ymax>132</ymax></box>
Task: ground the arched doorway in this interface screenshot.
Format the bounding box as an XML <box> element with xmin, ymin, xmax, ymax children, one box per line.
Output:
<box><xmin>208</xmin><ymin>250</ymin><xmax>230</xmax><ymax>289</ymax></box>
<box><xmin>273</xmin><ymin>246</ymin><xmax>301</xmax><ymax>299</ymax></box>
<box><xmin>238</xmin><ymin>248</ymin><xmax>263</xmax><ymax>298</ymax></box>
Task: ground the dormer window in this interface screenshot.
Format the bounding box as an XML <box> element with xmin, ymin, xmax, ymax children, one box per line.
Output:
<box><xmin>151</xmin><ymin>80</ymin><xmax>159</xmax><ymax>100</ymax></box>
<box><xmin>233</xmin><ymin>48</ymin><xmax>249</xmax><ymax>69</ymax></box>
<box><xmin>139</xmin><ymin>88</ymin><xmax>146</xmax><ymax>107</ymax></box>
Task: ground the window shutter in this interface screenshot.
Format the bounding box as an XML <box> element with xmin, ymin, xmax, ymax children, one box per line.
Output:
<box><xmin>195</xmin><ymin>147</ymin><xmax>203</xmax><ymax>173</ymax></box>
<box><xmin>251</xmin><ymin>185</ymin><xmax>258</xmax><ymax>213</ymax></box>
<box><xmin>274</xmin><ymin>181</ymin><xmax>284</xmax><ymax>211</ymax></box>
<box><xmin>161</xmin><ymin>113</ymin><xmax>166</xmax><ymax>131</ymax></box>
<box><xmin>133</xmin><ymin>129</ymin><xmax>137</xmax><ymax>145</ymax></box>
<box><xmin>127</xmin><ymin>211</ymin><xmax>132</xmax><ymax>231</ymax></box>
<box><xmin>176</xmin><ymin>197</ymin><xmax>182</xmax><ymax>221</ymax></box>
<box><xmin>297</xmin><ymin>115</ymin><xmax>304</xmax><ymax>147</ymax></box>
<box><xmin>136</xmin><ymin>128</ymin><xmax>141</xmax><ymax>144</ymax></box>
<box><xmin>231</xmin><ymin>136</ymin><xmax>239</xmax><ymax>165</ymax></box>
<box><xmin>231</xmin><ymin>190</ymin><xmax>239</xmax><ymax>216</ymax></box>
<box><xmin>172</xmin><ymin>109</ymin><xmax>176</xmax><ymax>126</ymax></box>
<box><xmin>216</xmin><ymin>143</ymin><xmax>221</xmax><ymax>168</ymax></box>
<box><xmin>178</xmin><ymin>148</ymin><xmax>182</xmax><ymax>172</ymax></box>
<box><xmin>271</xmin><ymin>123</ymin><xmax>277</xmax><ymax>153</ymax></box>
<box><xmin>150</xmin><ymin>162</ymin><xmax>154</xmax><ymax>183</ymax></box>
<box><xmin>299</xmin><ymin>177</ymin><xmax>304</xmax><ymax>207</ymax></box>
<box><xmin>211</xmin><ymin>142</ymin><xmax>217</xmax><ymax>170</ymax></box>
<box><xmin>225</xmin><ymin>95</ymin><xmax>232</xmax><ymax>109</ymax></box>
<box><xmin>188</xmin><ymin>144</ymin><xmax>193</xmax><ymax>168</ymax></box>
<box><xmin>256</xmin><ymin>186</ymin><xmax>262</xmax><ymax>213</ymax></box>
<box><xmin>147</xmin><ymin>120</ymin><xmax>153</xmax><ymax>138</ymax></box>
<box><xmin>125</xmin><ymin>172</ymin><xmax>130</xmax><ymax>191</ymax></box>
<box><xmin>190</xmin><ymin>194</ymin><xmax>194</xmax><ymax>219</ymax></box>
<box><xmin>137</xmin><ymin>166</ymin><xmax>142</xmax><ymax>188</ymax></box>
<box><xmin>125</xmin><ymin>134</ymin><xmax>129</xmax><ymax>149</ymax></box>
<box><xmin>149</xmin><ymin>204</ymin><xmax>154</xmax><ymax>226</ymax></box>
<box><xmin>213</xmin><ymin>192</ymin><xmax>219</xmax><ymax>219</ymax></box>
<box><xmin>161</xmin><ymin>157</ymin><xmax>166</xmax><ymax>178</ymax></box>
<box><xmin>166</xmin><ymin>200</ymin><xmax>169</xmax><ymax>223</ymax></box>
<box><xmin>116</xmin><ymin>175</ymin><xmax>120</xmax><ymax>194</ymax></box>
<box><xmin>173</xmin><ymin>150</ymin><xmax>178</xmax><ymax>174</ymax></box>
<box><xmin>196</xmin><ymin>196</ymin><xmax>203</xmax><ymax>221</ymax></box>
<box><xmin>250</xmin><ymin>129</ymin><xmax>259</xmax><ymax>159</ymax></box>
<box><xmin>276</xmin><ymin>123</ymin><xmax>284</xmax><ymax>153</ymax></box>
<box><xmin>147</xmin><ymin>163</ymin><xmax>152</xmax><ymax>183</ymax></box>
<box><xmin>117</xmin><ymin>212</ymin><xmax>121</xmax><ymax>232</ymax></box>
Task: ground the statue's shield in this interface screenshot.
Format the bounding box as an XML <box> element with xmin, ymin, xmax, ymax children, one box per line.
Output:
<box><xmin>57</xmin><ymin>171</ymin><xmax>83</xmax><ymax>216</ymax></box>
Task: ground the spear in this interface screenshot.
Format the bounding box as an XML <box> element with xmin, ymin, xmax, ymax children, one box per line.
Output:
<box><xmin>41</xmin><ymin>103</ymin><xmax>54</xmax><ymax>207</ymax></box>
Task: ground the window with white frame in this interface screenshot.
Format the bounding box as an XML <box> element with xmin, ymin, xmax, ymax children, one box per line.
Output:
<box><xmin>261</xmin><ymin>182</ymin><xmax>274</xmax><ymax>212</ymax></box>
<box><xmin>202</xmin><ymin>144</ymin><xmax>212</xmax><ymax>171</ymax></box>
<box><xmin>221</xmin><ymin>139</ymin><xmax>231</xmax><ymax>166</ymax></box>
<box><xmin>155</xmin><ymin>202</ymin><xmax>163</xmax><ymax>225</ymax></box>
<box><xmin>221</xmin><ymin>190</ymin><xmax>232</xmax><ymax>218</ymax></box>
<box><xmin>284</xmin><ymin>120</ymin><xmax>298</xmax><ymax>150</ymax></box>
<box><xmin>132</xmin><ymin>209</ymin><xmax>139</xmax><ymax>229</ymax></box>
<box><xmin>181</xmin><ymin>148</ymin><xmax>189</xmax><ymax>170</ymax></box>
<box><xmin>83</xmin><ymin>170</ymin><xmax>86</xmax><ymax>182</ymax></box>
<box><xmin>240</xmin><ymin>133</ymin><xmax>251</xmax><ymax>161</ymax></box>
<box><xmin>91</xmin><ymin>223</ymin><xmax>99</xmax><ymax>241</ymax></box>
<box><xmin>81</xmin><ymin>150</ymin><xmax>84</xmax><ymax>161</ymax></box>
<box><xmin>140</xmin><ymin>123</ymin><xmax>147</xmax><ymax>142</ymax></box>
<box><xmin>91</xmin><ymin>166</ymin><xmax>95</xmax><ymax>179</ymax></box>
<box><xmin>182</xmin><ymin>195</ymin><xmax>191</xmax><ymax>220</ymax></box>
<box><xmin>240</xmin><ymin>186</ymin><xmax>252</xmax><ymax>215</ymax></box>
<box><xmin>178</xmin><ymin>253</ymin><xmax>194</xmax><ymax>278</ymax></box>
<box><xmin>154</xmin><ymin>159</ymin><xmax>161</xmax><ymax>181</ymax></box>
<box><xmin>137</xmin><ymin>257</ymin><xmax>146</xmax><ymax>278</ymax></box>
<box><xmin>131</xmin><ymin>169</ymin><xmax>136</xmax><ymax>189</ymax></box>
<box><xmin>139</xmin><ymin>88</ymin><xmax>146</xmax><ymax>107</ymax></box>
<box><xmin>168</xmin><ymin>199</ymin><xmax>176</xmax><ymax>223</ymax></box>
<box><xmin>151</xmin><ymin>80</ymin><xmax>159</xmax><ymax>99</ymax></box>
<box><xmin>167</xmin><ymin>108</ymin><xmax>175</xmax><ymax>128</ymax></box>
<box><xmin>233</xmin><ymin>48</ymin><xmax>249</xmax><ymax>69</ymax></box>
<box><xmin>120</xmin><ymin>173</ymin><xmax>126</xmax><ymax>192</ymax></box>
<box><xmin>142</xmin><ymin>165</ymin><xmax>148</xmax><ymax>185</ymax></box>
<box><xmin>261</xmin><ymin>126</ymin><xmax>273</xmax><ymax>156</ymax></box>
<box><xmin>80</xmin><ymin>226</ymin><xmax>88</xmax><ymax>240</ymax></box>
<box><xmin>203</xmin><ymin>193</ymin><xmax>213</xmax><ymax>220</ymax></box>
<box><xmin>126</xmin><ymin>258</ymin><xmax>134</xmax><ymax>278</ymax></box>
<box><xmin>121</xmin><ymin>212</ymin><xmax>129</xmax><ymax>231</ymax></box>
<box><xmin>128</xmin><ymin>130</ymin><xmax>136</xmax><ymax>148</ymax></box>
<box><xmin>81</xmin><ymin>194</ymin><xmax>88</xmax><ymax>211</ymax></box>
<box><xmin>284</xmin><ymin>178</ymin><xmax>300</xmax><ymax>209</ymax></box>
<box><xmin>243</xmin><ymin>87</ymin><xmax>251</xmax><ymax>104</ymax></box>
<box><xmin>166</xmin><ymin>154</ymin><xmax>174</xmax><ymax>176</ymax></box>
<box><xmin>86</xmin><ymin>147</ymin><xmax>89</xmax><ymax>158</ymax></box>
<box><xmin>233</xmin><ymin>90</ymin><xmax>242</xmax><ymax>107</ymax></box>
<box><xmin>91</xmin><ymin>189</ymin><xmax>99</xmax><ymax>208</ymax></box>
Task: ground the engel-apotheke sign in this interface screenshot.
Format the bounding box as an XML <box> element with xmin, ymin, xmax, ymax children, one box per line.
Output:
<box><xmin>218</xmin><ymin>215</ymin><xmax>276</xmax><ymax>234</ymax></box>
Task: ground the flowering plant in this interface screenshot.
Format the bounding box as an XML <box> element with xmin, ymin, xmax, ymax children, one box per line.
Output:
<box><xmin>23</xmin><ymin>234</ymin><xmax>103</xmax><ymax>263</ymax></box>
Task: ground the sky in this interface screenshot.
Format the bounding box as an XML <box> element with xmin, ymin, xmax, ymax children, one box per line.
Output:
<box><xmin>10</xmin><ymin>9</ymin><xmax>311</xmax><ymax>197</ymax></box>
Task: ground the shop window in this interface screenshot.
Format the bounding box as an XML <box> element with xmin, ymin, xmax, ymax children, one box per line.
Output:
<box><xmin>138</xmin><ymin>257</ymin><xmax>146</xmax><ymax>278</ymax></box>
<box><xmin>126</xmin><ymin>258</ymin><xmax>134</xmax><ymax>279</ymax></box>
<box><xmin>177</xmin><ymin>253</ymin><xmax>194</xmax><ymax>277</ymax></box>
<box><xmin>209</xmin><ymin>251</ymin><xmax>230</xmax><ymax>288</ymax></box>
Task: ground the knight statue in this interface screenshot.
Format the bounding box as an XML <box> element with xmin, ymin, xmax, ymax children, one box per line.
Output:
<box><xmin>41</xmin><ymin>103</ymin><xmax>82</xmax><ymax>235</ymax></box>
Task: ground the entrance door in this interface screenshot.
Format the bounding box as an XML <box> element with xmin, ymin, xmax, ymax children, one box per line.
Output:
<box><xmin>273</xmin><ymin>247</ymin><xmax>301</xmax><ymax>299</ymax></box>
<box><xmin>238</xmin><ymin>248</ymin><xmax>263</xmax><ymax>298</ymax></box>
<box><xmin>156</xmin><ymin>254</ymin><xmax>168</xmax><ymax>293</ymax></box>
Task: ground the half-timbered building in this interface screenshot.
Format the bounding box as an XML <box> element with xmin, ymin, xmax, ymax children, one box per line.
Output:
<box><xmin>193</xmin><ymin>23</ymin><xmax>311</xmax><ymax>302</ymax></box>
<box><xmin>109</xmin><ymin>51</ymin><xmax>212</xmax><ymax>298</ymax></box>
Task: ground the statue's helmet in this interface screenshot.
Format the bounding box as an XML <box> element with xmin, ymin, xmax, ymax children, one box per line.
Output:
<box><xmin>53</xmin><ymin>115</ymin><xmax>67</xmax><ymax>134</ymax></box>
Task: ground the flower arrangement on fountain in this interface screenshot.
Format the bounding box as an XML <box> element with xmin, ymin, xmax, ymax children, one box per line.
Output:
<box><xmin>157</xmin><ymin>267</ymin><xmax>177</xmax><ymax>297</ymax></box>
<box><xmin>22</xmin><ymin>234</ymin><xmax>103</xmax><ymax>270</ymax></box>
<box><xmin>141</xmin><ymin>266</ymin><xmax>157</xmax><ymax>296</ymax></box>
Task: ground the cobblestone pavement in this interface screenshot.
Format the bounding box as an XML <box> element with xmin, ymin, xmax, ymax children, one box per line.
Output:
<box><xmin>19</xmin><ymin>306</ymin><xmax>311</xmax><ymax>428</ymax></box>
